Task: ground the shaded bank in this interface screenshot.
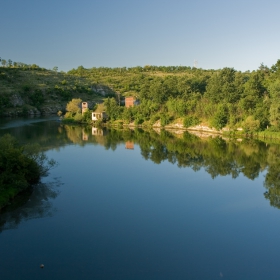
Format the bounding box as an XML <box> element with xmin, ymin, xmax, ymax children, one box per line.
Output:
<box><xmin>0</xmin><ymin>134</ymin><xmax>56</xmax><ymax>209</ymax></box>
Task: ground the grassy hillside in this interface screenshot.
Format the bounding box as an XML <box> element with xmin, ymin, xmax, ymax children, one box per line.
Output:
<box><xmin>0</xmin><ymin>66</ymin><xmax>108</xmax><ymax>116</ymax></box>
<box><xmin>2</xmin><ymin>59</ymin><xmax>280</xmax><ymax>135</ymax></box>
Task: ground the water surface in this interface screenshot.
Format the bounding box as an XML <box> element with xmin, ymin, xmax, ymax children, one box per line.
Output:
<box><xmin>0</xmin><ymin>118</ymin><xmax>280</xmax><ymax>280</ymax></box>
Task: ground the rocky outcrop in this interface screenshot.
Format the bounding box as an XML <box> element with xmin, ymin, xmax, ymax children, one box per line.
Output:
<box><xmin>28</xmin><ymin>108</ymin><xmax>41</xmax><ymax>115</ymax></box>
<box><xmin>40</xmin><ymin>104</ymin><xmax>64</xmax><ymax>115</ymax></box>
<box><xmin>92</xmin><ymin>84</ymin><xmax>115</xmax><ymax>96</ymax></box>
<box><xmin>10</xmin><ymin>94</ymin><xmax>25</xmax><ymax>107</ymax></box>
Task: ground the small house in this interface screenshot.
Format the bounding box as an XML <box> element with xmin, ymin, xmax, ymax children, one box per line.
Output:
<box><xmin>92</xmin><ymin>127</ymin><xmax>104</xmax><ymax>136</ymax></box>
<box><xmin>125</xmin><ymin>97</ymin><xmax>139</xmax><ymax>108</ymax></box>
<box><xmin>92</xmin><ymin>103</ymin><xmax>107</xmax><ymax>122</ymax></box>
<box><xmin>82</xmin><ymin>102</ymin><xmax>88</xmax><ymax>115</ymax></box>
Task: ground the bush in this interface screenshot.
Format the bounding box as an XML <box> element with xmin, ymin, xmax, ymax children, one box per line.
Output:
<box><xmin>210</xmin><ymin>106</ymin><xmax>228</xmax><ymax>130</ymax></box>
<box><xmin>82</xmin><ymin>110</ymin><xmax>92</xmax><ymax>123</ymax></box>
<box><xmin>243</xmin><ymin>116</ymin><xmax>260</xmax><ymax>133</ymax></box>
<box><xmin>150</xmin><ymin>114</ymin><xmax>160</xmax><ymax>124</ymax></box>
<box><xmin>74</xmin><ymin>112</ymin><xmax>83</xmax><ymax>122</ymax></box>
<box><xmin>134</xmin><ymin>118</ymin><xmax>144</xmax><ymax>125</ymax></box>
<box><xmin>0</xmin><ymin>134</ymin><xmax>56</xmax><ymax>208</ymax></box>
<box><xmin>160</xmin><ymin>114</ymin><xmax>171</xmax><ymax>126</ymax></box>
<box><xmin>183</xmin><ymin>116</ymin><xmax>200</xmax><ymax>128</ymax></box>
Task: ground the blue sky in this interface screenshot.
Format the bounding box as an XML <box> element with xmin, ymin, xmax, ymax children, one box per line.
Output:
<box><xmin>1</xmin><ymin>0</ymin><xmax>279</xmax><ymax>72</ymax></box>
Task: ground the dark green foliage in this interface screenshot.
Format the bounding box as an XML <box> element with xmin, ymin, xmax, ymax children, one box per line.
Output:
<box><xmin>22</xmin><ymin>106</ymin><xmax>29</xmax><ymax>116</ymax></box>
<box><xmin>122</xmin><ymin>107</ymin><xmax>134</xmax><ymax>123</ymax></box>
<box><xmin>0</xmin><ymin>95</ymin><xmax>11</xmax><ymax>107</ymax></box>
<box><xmin>82</xmin><ymin>110</ymin><xmax>92</xmax><ymax>123</ymax></box>
<box><xmin>29</xmin><ymin>89</ymin><xmax>45</xmax><ymax>107</ymax></box>
<box><xmin>104</xmin><ymin>97</ymin><xmax>122</xmax><ymax>121</ymax></box>
<box><xmin>205</xmin><ymin>68</ymin><xmax>242</xmax><ymax>103</ymax></box>
<box><xmin>243</xmin><ymin>116</ymin><xmax>260</xmax><ymax>133</ymax></box>
<box><xmin>160</xmin><ymin>113</ymin><xmax>171</xmax><ymax>126</ymax></box>
<box><xmin>0</xmin><ymin>134</ymin><xmax>56</xmax><ymax>208</ymax></box>
<box><xmin>210</xmin><ymin>105</ymin><xmax>228</xmax><ymax>130</ymax></box>
<box><xmin>183</xmin><ymin>116</ymin><xmax>200</xmax><ymax>128</ymax></box>
<box><xmin>3</xmin><ymin>57</ymin><xmax>280</xmax><ymax>131</ymax></box>
<box><xmin>150</xmin><ymin>114</ymin><xmax>160</xmax><ymax>124</ymax></box>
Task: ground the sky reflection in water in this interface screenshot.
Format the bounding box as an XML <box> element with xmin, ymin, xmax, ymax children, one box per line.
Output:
<box><xmin>0</xmin><ymin>119</ymin><xmax>280</xmax><ymax>280</ymax></box>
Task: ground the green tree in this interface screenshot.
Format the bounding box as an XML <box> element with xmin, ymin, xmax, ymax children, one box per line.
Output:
<box><xmin>104</xmin><ymin>97</ymin><xmax>121</xmax><ymax>121</ymax></box>
<box><xmin>53</xmin><ymin>66</ymin><xmax>58</xmax><ymax>73</ymax></box>
<box><xmin>7</xmin><ymin>59</ymin><xmax>12</xmax><ymax>67</ymax></box>
<box><xmin>0</xmin><ymin>134</ymin><xmax>56</xmax><ymax>208</ymax></box>
<box><xmin>1</xmin><ymin>59</ymin><xmax>6</xmax><ymax>67</ymax></box>
<box><xmin>243</xmin><ymin>116</ymin><xmax>260</xmax><ymax>133</ymax></box>
<box><xmin>205</xmin><ymin>68</ymin><xmax>241</xmax><ymax>103</ymax></box>
<box><xmin>268</xmin><ymin>80</ymin><xmax>280</xmax><ymax>129</ymax></box>
<box><xmin>210</xmin><ymin>104</ymin><xmax>228</xmax><ymax>130</ymax></box>
<box><xmin>65</xmin><ymin>98</ymin><xmax>82</xmax><ymax>117</ymax></box>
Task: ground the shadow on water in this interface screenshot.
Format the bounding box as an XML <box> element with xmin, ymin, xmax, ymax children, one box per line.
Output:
<box><xmin>0</xmin><ymin>179</ymin><xmax>62</xmax><ymax>232</ymax></box>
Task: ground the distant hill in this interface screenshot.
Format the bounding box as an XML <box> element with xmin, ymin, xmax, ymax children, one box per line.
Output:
<box><xmin>0</xmin><ymin>66</ymin><xmax>111</xmax><ymax>116</ymax></box>
<box><xmin>2</xmin><ymin>59</ymin><xmax>280</xmax><ymax>133</ymax></box>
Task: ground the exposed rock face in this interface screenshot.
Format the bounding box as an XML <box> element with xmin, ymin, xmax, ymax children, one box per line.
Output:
<box><xmin>95</xmin><ymin>85</ymin><xmax>107</xmax><ymax>95</ymax></box>
<box><xmin>188</xmin><ymin>124</ymin><xmax>218</xmax><ymax>133</ymax></box>
<box><xmin>10</xmin><ymin>94</ymin><xmax>25</xmax><ymax>107</ymax></box>
<box><xmin>40</xmin><ymin>104</ymin><xmax>64</xmax><ymax>115</ymax></box>
<box><xmin>28</xmin><ymin>108</ymin><xmax>41</xmax><ymax>115</ymax></box>
<box><xmin>92</xmin><ymin>84</ymin><xmax>114</xmax><ymax>96</ymax></box>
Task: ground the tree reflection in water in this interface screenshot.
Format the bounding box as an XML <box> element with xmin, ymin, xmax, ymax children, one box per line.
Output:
<box><xmin>59</xmin><ymin>125</ymin><xmax>280</xmax><ymax>210</ymax></box>
<box><xmin>2</xmin><ymin>120</ymin><xmax>280</xmax><ymax>223</ymax></box>
<box><xmin>0</xmin><ymin>179</ymin><xmax>61</xmax><ymax>232</ymax></box>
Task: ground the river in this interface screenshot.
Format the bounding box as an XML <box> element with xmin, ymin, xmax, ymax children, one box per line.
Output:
<box><xmin>0</xmin><ymin>117</ymin><xmax>280</xmax><ymax>280</ymax></box>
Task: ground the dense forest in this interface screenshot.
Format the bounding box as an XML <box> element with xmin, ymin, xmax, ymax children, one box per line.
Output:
<box><xmin>1</xmin><ymin>56</ymin><xmax>280</xmax><ymax>133</ymax></box>
<box><xmin>67</xmin><ymin>61</ymin><xmax>280</xmax><ymax>133</ymax></box>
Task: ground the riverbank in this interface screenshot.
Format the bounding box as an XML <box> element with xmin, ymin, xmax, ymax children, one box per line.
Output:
<box><xmin>104</xmin><ymin>119</ymin><xmax>280</xmax><ymax>140</ymax></box>
<box><xmin>0</xmin><ymin>134</ymin><xmax>56</xmax><ymax>210</ymax></box>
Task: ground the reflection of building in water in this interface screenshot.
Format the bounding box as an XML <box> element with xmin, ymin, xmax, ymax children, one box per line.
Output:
<box><xmin>125</xmin><ymin>141</ymin><xmax>134</xmax><ymax>150</ymax></box>
<box><xmin>92</xmin><ymin>127</ymin><xmax>107</xmax><ymax>136</ymax></box>
<box><xmin>82</xmin><ymin>102</ymin><xmax>88</xmax><ymax>115</ymax></box>
<box><xmin>82</xmin><ymin>129</ymin><xmax>88</xmax><ymax>141</ymax></box>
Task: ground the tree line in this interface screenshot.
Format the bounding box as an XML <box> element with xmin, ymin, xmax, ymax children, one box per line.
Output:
<box><xmin>66</xmin><ymin>60</ymin><xmax>280</xmax><ymax>132</ymax></box>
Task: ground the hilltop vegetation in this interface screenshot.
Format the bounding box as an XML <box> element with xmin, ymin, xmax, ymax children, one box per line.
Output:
<box><xmin>67</xmin><ymin>60</ymin><xmax>280</xmax><ymax>133</ymax></box>
<box><xmin>1</xmin><ymin>56</ymin><xmax>280</xmax><ymax>133</ymax></box>
<box><xmin>0</xmin><ymin>59</ymin><xmax>107</xmax><ymax>116</ymax></box>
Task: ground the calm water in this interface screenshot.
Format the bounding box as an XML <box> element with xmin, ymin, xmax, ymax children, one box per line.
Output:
<box><xmin>1</xmin><ymin>118</ymin><xmax>280</xmax><ymax>280</ymax></box>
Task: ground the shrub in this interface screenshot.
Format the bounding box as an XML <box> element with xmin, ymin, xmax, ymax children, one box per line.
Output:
<box><xmin>210</xmin><ymin>106</ymin><xmax>228</xmax><ymax>130</ymax></box>
<box><xmin>243</xmin><ymin>116</ymin><xmax>260</xmax><ymax>133</ymax></box>
<box><xmin>183</xmin><ymin>116</ymin><xmax>200</xmax><ymax>128</ymax></box>
<box><xmin>0</xmin><ymin>134</ymin><xmax>56</xmax><ymax>208</ymax></box>
<box><xmin>150</xmin><ymin>114</ymin><xmax>160</xmax><ymax>124</ymax></box>
<box><xmin>134</xmin><ymin>118</ymin><xmax>144</xmax><ymax>125</ymax></box>
<box><xmin>82</xmin><ymin>110</ymin><xmax>92</xmax><ymax>123</ymax></box>
<box><xmin>160</xmin><ymin>114</ymin><xmax>170</xmax><ymax>126</ymax></box>
<box><xmin>74</xmin><ymin>112</ymin><xmax>83</xmax><ymax>122</ymax></box>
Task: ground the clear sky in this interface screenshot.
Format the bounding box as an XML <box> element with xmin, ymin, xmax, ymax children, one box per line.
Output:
<box><xmin>1</xmin><ymin>0</ymin><xmax>279</xmax><ymax>72</ymax></box>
